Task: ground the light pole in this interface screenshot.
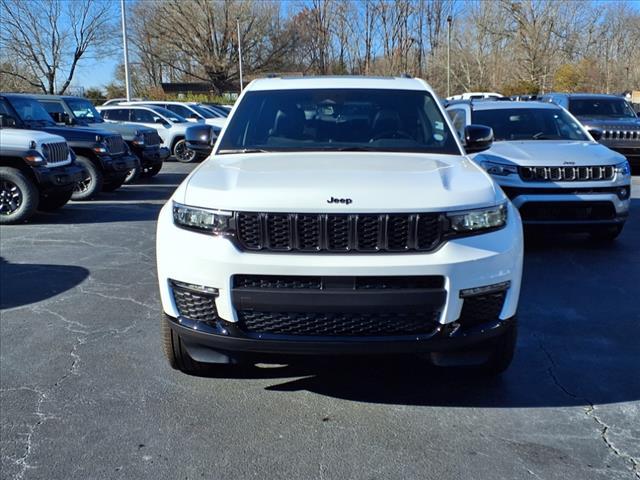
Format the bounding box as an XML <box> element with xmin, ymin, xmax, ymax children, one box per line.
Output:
<box><xmin>120</xmin><ymin>0</ymin><xmax>132</xmax><ymax>101</ymax></box>
<box><xmin>447</xmin><ymin>15</ymin><xmax>452</xmax><ymax>98</ymax></box>
<box><xmin>237</xmin><ymin>16</ymin><xmax>244</xmax><ymax>92</ymax></box>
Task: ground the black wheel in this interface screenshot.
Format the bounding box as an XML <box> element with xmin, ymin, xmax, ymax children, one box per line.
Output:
<box><xmin>38</xmin><ymin>189</ymin><xmax>73</xmax><ymax>212</ymax></box>
<box><xmin>161</xmin><ymin>313</ymin><xmax>203</xmax><ymax>374</ymax></box>
<box><xmin>72</xmin><ymin>156</ymin><xmax>103</xmax><ymax>200</ymax></box>
<box><xmin>101</xmin><ymin>174</ymin><xmax>127</xmax><ymax>192</ymax></box>
<box><xmin>124</xmin><ymin>164</ymin><xmax>141</xmax><ymax>184</ymax></box>
<box><xmin>144</xmin><ymin>163</ymin><xmax>162</xmax><ymax>177</ymax></box>
<box><xmin>0</xmin><ymin>167</ymin><xmax>38</xmax><ymax>224</ymax></box>
<box><xmin>173</xmin><ymin>139</ymin><xmax>197</xmax><ymax>163</ymax></box>
<box><xmin>475</xmin><ymin>323</ymin><xmax>517</xmax><ymax>376</ymax></box>
<box><xmin>590</xmin><ymin>224</ymin><xmax>624</xmax><ymax>242</ymax></box>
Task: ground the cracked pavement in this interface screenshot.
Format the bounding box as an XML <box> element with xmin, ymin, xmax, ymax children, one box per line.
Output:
<box><xmin>1</xmin><ymin>164</ymin><xmax>639</xmax><ymax>480</ymax></box>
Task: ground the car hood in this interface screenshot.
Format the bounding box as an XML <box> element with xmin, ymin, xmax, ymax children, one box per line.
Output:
<box><xmin>179</xmin><ymin>152</ymin><xmax>500</xmax><ymax>213</ymax></box>
<box><xmin>574</xmin><ymin>116</ymin><xmax>640</xmax><ymax>129</ymax></box>
<box><xmin>77</xmin><ymin>120</ymin><xmax>155</xmax><ymax>139</ymax></box>
<box><xmin>473</xmin><ymin>141</ymin><xmax>626</xmax><ymax>167</ymax></box>
<box><xmin>39</xmin><ymin>125</ymin><xmax>117</xmax><ymax>143</ymax></box>
<box><xmin>0</xmin><ymin>128</ymin><xmax>66</xmax><ymax>149</ymax></box>
<box><xmin>203</xmin><ymin>118</ymin><xmax>226</xmax><ymax>129</ymax></box>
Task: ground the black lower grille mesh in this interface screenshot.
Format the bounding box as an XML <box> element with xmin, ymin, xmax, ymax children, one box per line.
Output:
<box><xmin>459</xmin><ymin>292</ymin><xmax>506</xmax><ymax>328</ymax></box>
<box><xmin>171</xmin><ymin>284</ymin><xmax>218</xmax><ymax>322</ymax></box>
<box><xmin>238</xmin><ymin>311</ymin><xmax>440</xmax><ymax>336</ymax></box>
<box><xmin>520</xmin><ymin>202</ymin><xmax>616</xmax><ymax>221</ymax></box>
<box><xmin>233</xmin><ymin>275</ymin><xmax>444</xmax><ymax>290</ymax></box>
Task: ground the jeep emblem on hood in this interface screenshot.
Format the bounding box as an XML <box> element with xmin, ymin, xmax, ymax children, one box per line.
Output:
<box><xmin>327</xmin><ymin>196</ymin><xmax>353</xmax><ymax>205</ymax></box>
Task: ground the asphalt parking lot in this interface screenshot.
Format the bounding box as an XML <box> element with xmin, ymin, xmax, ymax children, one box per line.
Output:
<box><xmin>1</xmin><ymin>162</ymin><xmax>639</xmax><ymax>480</ymax></box>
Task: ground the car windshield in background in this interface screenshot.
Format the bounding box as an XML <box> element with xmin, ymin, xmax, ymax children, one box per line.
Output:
<box><xmin>217</xmin><ymin>89</ymin><xmax>460</xmax><ymax>154</ymax></box>
<box><xmin>147</xmin><ymin>106</ymin><xmax>187</xmax><ymax>123</ymax></box>
<box><xmin>67</xmin><ymin>98</ymin><xmax>103</xmax><ymax>122</ymax></box>
<box><xmin>472</xmin><ymin>108</ymin><xmax>589</xmax><ymax>141</ymax></box>
<box><xmin>569</xmin><ymin>98</ymin><xmax>637</xmax><ymax>119</ymax></box>
<box><xmin>192</xmin><ymin>105</ymin><xmax>215</xmax><ymax>119</ymax></box>
<box><xmin>5</xmin><ymin>97</ymin><xmax>55</xmax><ymax>126</ymax></box>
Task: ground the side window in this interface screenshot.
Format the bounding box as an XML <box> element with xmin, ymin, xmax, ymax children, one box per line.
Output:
<box><xmin>40</xmin><ymin>101</ymin><xmax>65</xmax><ymax>115</ymax></box>
<box><xmin>104</xmin><ymin>109</ymin><xmax>129</xmax><ymax>121</ymax></box>
<box><xmin>167</xmin><ymin>104</ymin><xmax>195</xmax><ymax>118</ymax></box>
<box><xmin>447</xmin><ymin>108</ymin><xmax>466</xmax><ymax>139</ymax></box>
<box><xmin>131</xmin><ymin>109</ymin><xmax>155</xmax><ymax>123</ymax></box>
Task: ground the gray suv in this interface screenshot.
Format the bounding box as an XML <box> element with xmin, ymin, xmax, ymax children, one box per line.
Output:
<box><xmin>541</xmin><ymin>93</ymin><xmax>640</xmax><ymax>170</ymax></box>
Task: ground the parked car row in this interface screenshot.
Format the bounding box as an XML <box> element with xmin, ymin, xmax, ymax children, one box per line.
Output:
<box><xmin>1</xmin><ymin>93</ymin><xmax>225</xmax><ymax>224</ymax></box>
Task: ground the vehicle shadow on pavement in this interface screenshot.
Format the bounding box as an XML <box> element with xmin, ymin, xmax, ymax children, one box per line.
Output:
<box><xmin>28</xmin><ymin>202</ymin><xmax>164</xmax><ymax>224</ymax></box>
<box><xmin>0</xmin><ymin>257</ymin><xmax>89</xmax><ymax>309</ymax></box>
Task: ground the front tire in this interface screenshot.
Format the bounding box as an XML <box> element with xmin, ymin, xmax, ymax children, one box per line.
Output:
<box><xmin>161</xmin><ymin>313</ymin><xmax>203</xmax><ymax>375</ymax></box>
<box><xmin>144</xmin><ymin>163</ymin><xmax>162</xmax><ymax>177</ymax></box>
<box><xmin>590</xmin><ymin>224</ymin><xmax>624</xmax><ymax>242</ymax></box>
<box><xmin>38</xmin><ymin>189</ymin><xmax>73</xmax><ymax>211</ymax></box>
<box><xmin>124</xmin><ymin>164</ymin><xmax>141</xmax><ymax>184</ymax></box>
<box><xmin>72</xmin><ymin>156</ymin><xmax>103</xmax><ymax>200</ymax></box>
<box><xmin>0</xmin><ymin>167</ymin><xmax>38</xmax><ymax>224</ymax></box>
<box><xmin>173</xmin><ymin>139</ymin><xmax>196</xmax><ymax>163</ymax></box>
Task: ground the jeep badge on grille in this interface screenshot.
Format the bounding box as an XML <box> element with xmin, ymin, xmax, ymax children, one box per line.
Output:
<box><xmin>327</xmin><ymin>196</ymin><xmax>353</xmax><ymax>204</ymax></box>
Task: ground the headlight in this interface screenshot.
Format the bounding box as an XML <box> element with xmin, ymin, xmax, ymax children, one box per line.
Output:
<box><xmin>172</xmin><ymin>202</ymin><xmax>233</xmax><ymax>234</ymax></box>
<box><xmin>447</xmin><ymin>203</ymin><xmax>508</xmax><ymax>233</ymax></box>
<box><xmin>93</xmin><ymin>142</ymin><xmax>108</xmax><ymax>153</ymax></box>
<box><xmin>480</xmin><ymin>160</ymin><xmax>518</xmax><ymax>176</ymax></box>
<box><xmin>132</xmin><ymin>131</ymin><xmax>145</xmax><ymax>146</ymax></box>
<box><xmin>615</xmin><ymin>160</ymin><xmax>631</xmax><ymax>176</ymax></box>
<box><xmin>24</xmin><ymin>154</ymin><xmax>46</xmax><ymax>165</ymax></box>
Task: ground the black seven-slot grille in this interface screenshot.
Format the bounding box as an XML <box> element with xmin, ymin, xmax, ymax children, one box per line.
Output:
<box><xmin>519</xmin><ymin>165</ymin><xmax>615</xmax><ymax>182</ymax></box>
<box><xmin>143</xmin><ymin>131</ymin><xmax>162</xmax><ymax>147</ymax></box>
<box><xmin>236</xmin><ymin>212</ymin><xmax>443</xmax><ymax>253</ymax></box>
<box><xmin>106</xmin><ymin>135</ymin><xmax>126</xmax><ymax>155</ymax></box>
<box><xmin>232</xmin><ymin>274</ymin><xmax>445</xmax><ymax>336</ymax></box>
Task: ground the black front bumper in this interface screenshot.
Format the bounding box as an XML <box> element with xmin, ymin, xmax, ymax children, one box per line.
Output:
<box><xmin>168</xmin><ymin>314</ymin><xmax>516</xmax><ymax>363</ymax></box>
<box><xmin>131</xmin><ymin>145</ymin><xmax>168</xmax><ymax>167</ymax></box>
<box><xmin>101</xmin><ymin>153</ymin><xmax>139</xmax><ymax>175</ymax></box>
<box><xmin>32</xmin><ymin>163</ymin><xmax>85</xmax><ymax>192</ymax></box>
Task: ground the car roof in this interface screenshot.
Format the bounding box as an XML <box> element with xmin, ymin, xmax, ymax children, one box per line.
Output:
<box><xmin>545</xmin><ymin>92</ymin><xmax>624</xmax><ymax>100</ymax></box>
<box><xmin>245</xmin><ymin>75</ymin><xmax>433</xmax><ymax>94</ymax></box>
<box><xmin>127</xmin><ymin>101</ymin><xmax>198</xmax><ymax>106</ymax></box>
<box><xmin>467</xmin><ymin>101</ymin><xmax>560</xmax><ymax>111</ymax></box>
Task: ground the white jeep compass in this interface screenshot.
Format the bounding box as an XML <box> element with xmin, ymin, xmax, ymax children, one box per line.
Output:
<box><xmin>156</xmin><ymin>76</ymin><xmax>524</xmax><ymax>376</ymax></box>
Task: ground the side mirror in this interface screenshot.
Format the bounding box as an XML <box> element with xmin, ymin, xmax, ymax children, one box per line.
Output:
<box><xmin>464</xmin><ymin>124</ymin><xmax>494</xmax><ymax>153</ymax></box>
<box><xmin>154</xmin><ymin>117</ymin><xmax>169</xmax><ymax>127</ymax></box>
<box><xmin>0</xmin><ymin>115</ymin><xmax>17</xmax><ymax>127</ymax></box>
<box><xmin>588</xmin><ymin>128</ymin><xmax>603</xmax><ymax>141</ymax></box>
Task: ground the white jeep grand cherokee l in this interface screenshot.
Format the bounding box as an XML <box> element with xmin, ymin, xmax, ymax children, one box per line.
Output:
<box><xmin>156</xmin><ymin>76</ymin><xmax>524</xmax><ymax>376</ymax></box>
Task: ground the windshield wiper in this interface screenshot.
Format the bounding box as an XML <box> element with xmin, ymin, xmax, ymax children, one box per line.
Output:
<box><xmin>335</xmin><ymin>146</ymin><xmax>379</xmax><ymax>151</ymax></box>
<box><xmin>217</xmin><ymin>148</ymin><xmax>271</xmax><ymax>155</ymax></box>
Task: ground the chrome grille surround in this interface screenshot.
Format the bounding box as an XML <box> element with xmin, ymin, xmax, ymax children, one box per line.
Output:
<box><xmin>519</xmin><ymin>165</ymin><xmax>615</xmax><ymax>182</ymax></box>
<box><xmin>42</xmin><ymin>142</ymin><xmax>69</xmax><ymax>165</ymax></box>
<box><xmin>602</xmin><ymin>129</ymin><xmax>640</xmax><ymax>141</ymax></box>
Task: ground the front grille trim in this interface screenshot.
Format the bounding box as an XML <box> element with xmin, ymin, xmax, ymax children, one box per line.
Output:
<box><xmin>519</xmin><ymin>165</ymin><xmax>615</xmax><ymax>182</ymax></box>
<box><xmin>236</xmin><ymin>212</ymin><xmax>444</xmax><ymax>254</ymax></box>
<box><xmin>42</xmin><ymin>141</ymin><xmax>69</xmax><ymax>164</ymax></box>
<box><xmin>106</xmin><ymin>135</ymin><xmax>126</xmax><ymax>155</ymax></box>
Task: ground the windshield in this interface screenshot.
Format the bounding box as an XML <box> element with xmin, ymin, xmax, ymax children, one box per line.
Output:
<box><xmin>472</xmin><ymin>107</ymin><xmax>588</xmax><ymax>141</ymax></box>
<box><xmin>66</xmin><ymin>98</ymin><xmax>103</xmax><ymax>123</ymax></box>
<box><xmin>203</xmin><ymin>104</ymin><xmax>228</xmax><ymax>117</ymax></box>
<box><xmin>192</xmin><ymin>105</ymin><xmax>215</xmax><ymax>119</ymax></box>
<box><xmin>217</xmin><ymin>89</ymin><xmax>460</xmax><ymax>154</ymax></box>
<box><xmin>5</xmin><ymin>96</ymin><xmax>56</xmax><ymax>126</ymax></box>
<box><xmin>568</xmin><ymin>98</ymin><xmax>637</xmax><ymax>119</ymax></box>
<box><xmin>148</xmin><ymin>106</ymin><xmax>187</xmax><ymax>123</ymax></box>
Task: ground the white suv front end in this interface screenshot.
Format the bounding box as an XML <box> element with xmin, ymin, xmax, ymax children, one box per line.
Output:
<box><xmin>156</xmin><ymin>77</ymin><xmax>524</xmax><ymax>375</ymax></box>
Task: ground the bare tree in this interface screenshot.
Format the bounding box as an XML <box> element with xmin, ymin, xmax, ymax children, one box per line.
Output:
<box><xmin>0</xmin><ymin>0</ymin><xmax>114</xmax><ymax>94</ymax></box>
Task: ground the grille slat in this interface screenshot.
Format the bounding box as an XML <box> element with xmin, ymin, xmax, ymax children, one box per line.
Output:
<box><xmin>236</xmin><ymin>212</ymin><xmax>442</xmax><ymax>253</ymax></box>
<box><xmin>519</xmin><ymin>165</ymin><xmax>615</xmax><ymax>182</ymax></box>
<box><xmin>42</xmin><ymin>142</ymin><xmax>69</xmax><ymax>164</ymax></box>
<box><xmin>106</xmin><ymin>135</ymin><xmax>125</xmax><ymax>155</ymax></box>
<box><xmin>143</xmin><ymin>131</ymin><xmax>161</xmax><ymax>146</ymax></box>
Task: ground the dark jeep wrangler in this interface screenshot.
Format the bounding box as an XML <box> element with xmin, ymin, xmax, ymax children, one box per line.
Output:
<box><xmin>33</xmin><ymin>95</ymin><xmax>169</xmax><ymax>183</ymax></box>
<box><xmin>0</xmin><ymin>94</ymin><xmax>138</xmax><ymax>199</ymax></box>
